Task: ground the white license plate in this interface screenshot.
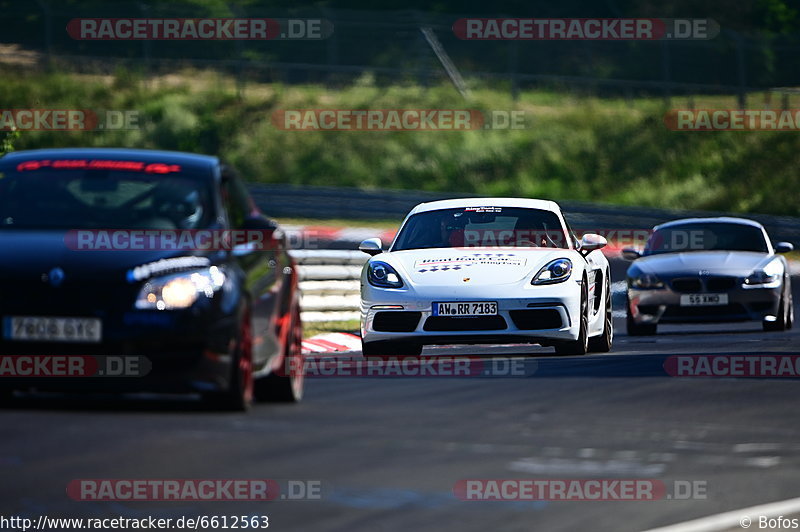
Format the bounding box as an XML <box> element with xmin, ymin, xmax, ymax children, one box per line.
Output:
<box><xmin>3</xmin><ymin>316</ymin><xmax>102</xmax><ymax>343</ymax></box>
<box><xmin>433</xmin><ymin>301</ymin><xmax>498</xmax><ymax>317</ymax></box>
<box><xmin>680</xmin><ymin>294</ymin><xmax>729</xmax><ymax>307</ymax></box>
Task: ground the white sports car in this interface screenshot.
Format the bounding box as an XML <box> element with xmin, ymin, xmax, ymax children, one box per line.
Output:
<box><xmin>359</xmin><ymin>198</ymin><xmax>613</xmax><ymax>356</ymax></box>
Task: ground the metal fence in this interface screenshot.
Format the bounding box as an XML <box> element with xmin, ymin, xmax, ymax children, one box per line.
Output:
<box><xmin>250</xmin><ymin>183</ymin><xmax>800</xmax><ymax>246</ymax></box>
<box><xmin>2</xmin><ymin>3</ymin><xmax>800</xmax><ymax>103</ymax></box>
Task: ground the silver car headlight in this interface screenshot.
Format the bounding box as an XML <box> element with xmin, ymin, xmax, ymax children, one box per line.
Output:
<box><xmin>532</xmin><ymin>258</ymin><xmax>572</xmax><ymax>285</ymax></box>
<box><xmin>744</xmin><ymin>260</ymin><xmax>782</xmax><ymax>286</ymax></box>
<box><xmin>628</xmin><ymin>273</ymin><xmax>665</xmax><ymax>289</ymax></box>
<box><xmin>135</xmin><ymin>267</ymin><xmax>226</xmax><ymax>310</ymax></box>
<box><xmin>744</xmin><ymin>271</ymin><xmax>779</xmax><ymax>285</ymax></box>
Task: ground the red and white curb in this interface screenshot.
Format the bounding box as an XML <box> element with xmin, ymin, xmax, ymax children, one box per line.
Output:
<box><xmin>302</xmin><ymin>332</ymin><xmax>361</xmax><ymax>353</ymax></box>
<box><xmin>285</xmin><ymin>225</ymin><xmax>397</xmax><ymax>246</ymax></box>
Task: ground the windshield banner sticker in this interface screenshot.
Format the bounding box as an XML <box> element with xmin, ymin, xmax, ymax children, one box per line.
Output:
<box><xmin>414</xmin><ymin>253</ymin><xmax>525</xmax><ymax>272</ymax></box>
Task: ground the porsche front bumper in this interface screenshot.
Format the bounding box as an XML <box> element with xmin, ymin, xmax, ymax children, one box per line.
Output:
<box><xmin>361</xmin><ymin>280</ymin><xmax>583</xmax><ymax>346</ymax></box>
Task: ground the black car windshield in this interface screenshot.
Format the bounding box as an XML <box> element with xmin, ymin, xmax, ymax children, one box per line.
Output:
<box><xmin>392</xmin><ymin>207</ymin><xmax>569</xmax><ymax>251</ymax></box>
<box><xmin>0</xmin><ymin>163</ymin><xmax>214</xmax><ymax>230</ymax></box>
<box><xmin>645</xmin><ymin>222</ymin><xmax>769</xmax><ymax>255</ymax></box>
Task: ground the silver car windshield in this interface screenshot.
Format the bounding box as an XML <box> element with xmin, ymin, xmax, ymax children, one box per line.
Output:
<box><xmin>645</xmin><ymin>222</ymin><xmax>769</xmax><ymax>255</ymax></box>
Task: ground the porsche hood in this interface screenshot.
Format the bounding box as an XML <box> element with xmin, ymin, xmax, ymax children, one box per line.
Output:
<box><xmin>381</xmin><ymin>248</ymin><xmax>574</xmax><ymax>287</ymax></box>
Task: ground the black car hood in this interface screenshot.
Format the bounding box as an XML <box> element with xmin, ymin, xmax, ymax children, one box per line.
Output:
<box><xmin>0</xmin><ymin>230</ymin><xmax>220</xmax><ymax>283</ymax></box>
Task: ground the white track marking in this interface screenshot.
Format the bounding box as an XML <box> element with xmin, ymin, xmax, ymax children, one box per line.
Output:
<box><xmin>642</xmin><ymin>495</ymin><xmax>800</xmax><ymax>531</ymax></box>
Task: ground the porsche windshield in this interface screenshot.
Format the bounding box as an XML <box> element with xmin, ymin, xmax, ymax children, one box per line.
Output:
<box><xmin>392</xmin><ymin>207</ymin><xmax>569</xmax><ymax>251</ymax></box>
<box><xmin>644</xmin><ymin>222</ymin><xmax>769</xmax><ymax>255</ymax></box>
<box><xmin>0</xmin><ymin>164</ymin><xmax>214</xmax><ymax>230</ymax></box>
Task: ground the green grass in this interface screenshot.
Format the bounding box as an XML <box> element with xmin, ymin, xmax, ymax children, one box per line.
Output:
<box><xmin>3</xmin><ymin>65</ymin><xmax>800</xmax><ymax>217</ymax></box>
<box><xmin>303</xmin><ymin>320</ymin><xmax>360</xmax><ymax>339</ymax></box>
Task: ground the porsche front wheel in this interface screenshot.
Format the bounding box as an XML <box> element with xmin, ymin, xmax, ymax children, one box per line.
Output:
<box><xmin>554</xmin><ymin>281</ymin><xmax>589</xmax><ymax>356</ymax></box>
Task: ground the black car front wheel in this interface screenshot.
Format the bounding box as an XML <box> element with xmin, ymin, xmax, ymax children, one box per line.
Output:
<box><xmin>0</xmin><ymin>389</ymin><xmax>14</xmax><ymax>406</ymax></box>
<box><xmin>204</xmin><ymin>306</ymin><xmax>254</xmax><ymax>411</ymax></box>
<box><xmin>255</xmin><ymin>304</ymin><xmax>304</xmax><ymax>403</ymax></box>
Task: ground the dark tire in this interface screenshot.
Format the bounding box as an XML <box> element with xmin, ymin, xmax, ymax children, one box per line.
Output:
<box><xmin>254</xmin><ymin>305</ymin><xmax>304</xmax><ymax>403</ymax></box>
<box><xmin>203</xmin><ymin>306</ymin><xmax>254</xmax><ymax>411</ymax></box>
<box><xmin>588</xmin><ymin>276</ymin><xmax>614</xmax><ymax>353</ymax></box>
<box><xmin>0</xmin><ymin>389</ymin><xmax>14</xmax><ymax>407</ymax></box>
<box><xmin>626</xmin><ymin>311</ymin><xmax>657</xmax><ymax>336</ymax></box>
<box><xmin>626</xmin><ymin>294</ymin><xmax>657</xmax><ymax>336</ymax></box>
<box><xmin>764</xmin><ymin>284</ymin><xmax>791</xmax><ymax>332</ymax></box>
<box><xmin>555</xmin><ymin>280</ymin><xmax>589</xmax><ymax>356</ymax></box>
<box><xmin>362</xmin><ymin>340</ymin><xmax>423</xmax><ymax>358</ymax></box>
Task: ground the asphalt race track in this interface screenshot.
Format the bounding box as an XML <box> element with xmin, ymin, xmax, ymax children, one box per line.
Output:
<box><xmin>1</xmin><ymin>262</ymin><xmax>799</xmax><ymax>532</ymax></box>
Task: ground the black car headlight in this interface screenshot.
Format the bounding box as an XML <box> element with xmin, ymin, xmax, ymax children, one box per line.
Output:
<box><xmin>532</xmin><ymin>258</ymin><xmax>572</xmax><ymax>285</ymax></box>
<box><xmin>628</xmin><ymin>273</ymin><xmax>665</xmax><ymax>289</ymax></box>
<box><xmin>368</xmin><ymin>261</ymin><xmax>404</xmax><ymax>288</ymax></box>
<box><xmin>135</xmin><ymin>267</ymin><xmax>226</xmax><ymax>310</ymax></box>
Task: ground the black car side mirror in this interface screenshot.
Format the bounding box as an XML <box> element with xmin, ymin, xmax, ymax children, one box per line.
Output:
<box><xmin>231</xmin><ymin>216</ymin><xmax>281</xmax><ymax>255</ymax></box>
<box><xmin>242</xmin><ymin>215</ymin><xmax>279</xmax><ymax>234</ymax></box>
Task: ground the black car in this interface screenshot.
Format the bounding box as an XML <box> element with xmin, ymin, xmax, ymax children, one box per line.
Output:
<box><xmin>0</xmin><ymin>148</ymin><xmax>303</xmax><ymax>410</ymax></box>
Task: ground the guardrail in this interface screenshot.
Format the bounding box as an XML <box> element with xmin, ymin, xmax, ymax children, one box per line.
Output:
<box><xmin>252</xmin><ymin>184</ymin><xmax>800</xmax><ymax>245</ymax></box>
<box><xmin>289</xmin><ymin>249</ymin><xmax>367</xmax><ymax>323</ymax></box>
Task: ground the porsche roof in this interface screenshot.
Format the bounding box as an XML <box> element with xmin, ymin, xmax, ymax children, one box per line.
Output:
<box><xmin>409</xmin><ymin>197</ymin><xmax>561</xmax><ymax>215</ymax></box>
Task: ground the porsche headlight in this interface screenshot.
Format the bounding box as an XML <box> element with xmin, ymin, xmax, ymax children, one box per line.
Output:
<box><xmin>628</xmin><ymin>273</ymin><xmax>665</xmax><ymax>289</ymax></box>
<box><xmin>135</xmin><ymin>266</ymin><xmax>226</xmax><ymax>310</ymax></box>
<box><xmin>532</xmin><ymin>258</ymin><xmax>572</xmax><ymax>285</ymax></box>
<box><xmin>368</xmin><ymin>261</ymin><xmax>404</xmax><ymax>288</ymax></box>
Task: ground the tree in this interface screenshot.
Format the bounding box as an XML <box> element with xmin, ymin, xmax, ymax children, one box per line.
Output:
<box><xmin>1</xmin><ymin>130</ymin><xmax>20</xmax><ymax>155</ymax></box>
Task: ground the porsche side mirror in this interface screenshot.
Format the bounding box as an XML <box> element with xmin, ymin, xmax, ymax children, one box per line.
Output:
<box><xmin>579</xmin><ymin>233</ymin><xmax>607</xmax><ymax>256</ymax></box>
<box><xmin>359</xmin><ymin>238</ymin><xmax>383</xmax><ymax>256</ymax></box>
<box><xmin>775</xmin><ymin>242</ymin><xmax>794</xmax><ymax>254</ymax></box>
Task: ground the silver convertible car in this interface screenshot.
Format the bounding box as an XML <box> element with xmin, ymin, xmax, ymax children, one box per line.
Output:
<box><xmin>623</xmin><ymin>217</ymin><xmax>794</xmax><ymax>335</ymax></box>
